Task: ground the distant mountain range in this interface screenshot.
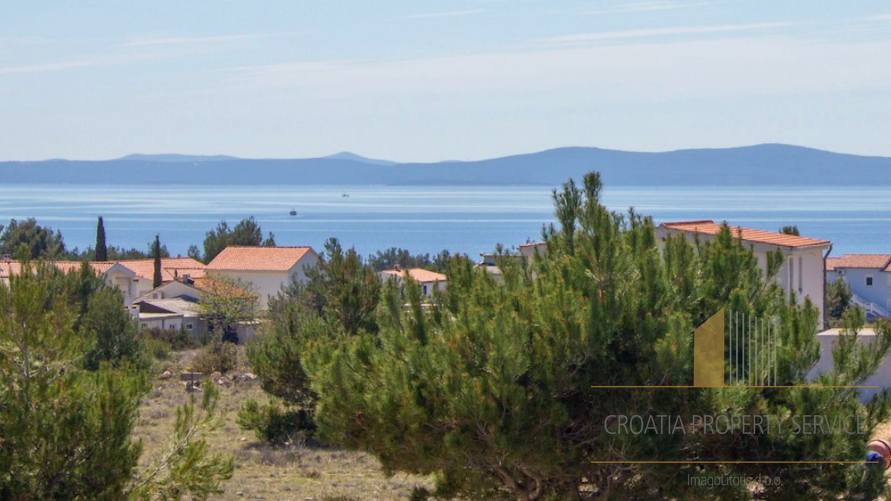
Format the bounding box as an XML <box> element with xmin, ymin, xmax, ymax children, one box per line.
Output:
<box><xmin>2</xmin><ymin>144</ymin><xmax>890</xmax><ymax>186</ymax></box>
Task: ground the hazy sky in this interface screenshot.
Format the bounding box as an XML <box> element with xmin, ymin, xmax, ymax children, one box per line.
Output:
<box><xmin>2</xmin><ymin>1</ymin><xmax>890</xmax><ymax>161</ymax></box>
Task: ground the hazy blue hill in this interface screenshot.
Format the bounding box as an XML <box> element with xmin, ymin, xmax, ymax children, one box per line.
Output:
<box><xmin>118</xmin><ymin>153</ymin><xmax>240</xmax><ymax>163</ymax></box>
<box><xmin>2</xmin><ymin>144</ymin><xmax>889</xmax><ymax>186</ymax></box>
<box><xmin>322</xmin><ymin>151</ymin><xmax>397</xmax><ymax>166</ymax></box>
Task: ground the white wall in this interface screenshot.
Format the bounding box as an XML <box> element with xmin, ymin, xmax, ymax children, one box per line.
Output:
<box><xmin>809</xmin><ymin>329</ymin><xmax>889</xmax><ymax>401</ymax></box>
<box><xmin>208</xmin><ymin>253</ymin><xmax>319</xmax><ymax>310</ymax></box>
<box><xmin>829</xmin><ymin>268</ymin><xmax>891</xmax><ymax>312</ymax></box>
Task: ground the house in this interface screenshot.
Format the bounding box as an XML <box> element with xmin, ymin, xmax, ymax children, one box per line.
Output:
<box><xmin>131</xmin><ymin>297</ymin><xmax>203</xmax><ymax>335</ymax></box>
<box><xmin>1</xmin><ymin>258</ymin><xmax>138</xmax><ymax>305</ymax></box>
<box><xmin>809</xmin><ymin>327</ymin><xmax>889</xmax><ymax>401</ymax></box>
<box><xmin>114</xmin><ymin>257</ymin><xmax>207</xmax><ymax>301</ymax></box>
<box><xmin>656</xmin><ymin>220</ymin><xmax>832</xmax><ymax>326</ymax></box>
<box><xmin>379</xmin><ymin>266</ymin><xmax>447</xmax><ymax>297</ymax></box>
<box><xmin>205</xmin><ymin>246</ymin><xmax>320</xmax><ymax>309</ymax></box>
<box><xmin>825</xmin><ymin>254</ymin><xmax>891</xmax><ymax>319</ymax></box>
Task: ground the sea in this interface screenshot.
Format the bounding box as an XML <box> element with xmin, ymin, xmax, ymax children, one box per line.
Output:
<box><xmin>0</xmin><ymin>184</ymin><xmax>889</xmax><ymax>259</ymax></box>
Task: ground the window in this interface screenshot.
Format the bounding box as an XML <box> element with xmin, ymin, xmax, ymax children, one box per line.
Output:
<box><xmin>186</xmin><ymin>323</ymin><xmax>194</xmax><ymax>330</ymax></box>
<box><xmin>866</xmin><ymin>276</ymin><xmax>874</xmax><ymax>287</ymax></box>
<box><xmin>423</xmin><ymin>285</ymin><xmax>428</xmax><ymax>295</ymax></box>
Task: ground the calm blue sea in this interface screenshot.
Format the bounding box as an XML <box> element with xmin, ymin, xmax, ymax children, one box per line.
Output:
<box><xmin>0</xmin><ymin>184</ymin><xmax>888</xmax><ymax>258</ymax></box>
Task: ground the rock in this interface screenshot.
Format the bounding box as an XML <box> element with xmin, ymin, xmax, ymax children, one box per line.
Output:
<box><xmin>210</xmin><ymin>371</ymin><xmax>222</xmax><ymax>380</ymax></box>
<box><xmin>159</xmin><ymin>370</ymin><xmax>172</xmax><ymax>380</ymax></box>
<box><xmin>240</xmin><ymin>437</ymin><xmax>248</xmax><ymax>442</ymax></box>
<box><xmin>242</xmin><ymin>372</ymin><xmax>258</xmax><ymax>381</ymax></box>
<box><xmin>236</xmin><ymin>492</ymin><xmax>244</xmax><ymax>497</ymax></box>
<box><xmin>216</xmin><ymin>377</ymin><xmax>231</xmax><ymax>387</ymax></box>
<box><xmin>180</xmin><ymin>371</ymin><xmax>202</xmax><ymax>382</ymax></box>
<box><xmin>186</xmin><ymin>383</ymin><xmax>201</xmax><ymax>393</ymax></box>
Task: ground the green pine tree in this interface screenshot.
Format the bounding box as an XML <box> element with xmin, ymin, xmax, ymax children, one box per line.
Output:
<box><xmin>251</xmin><ymin>171</ymin><xmax>891</xmax><ymax>501</ymax></box>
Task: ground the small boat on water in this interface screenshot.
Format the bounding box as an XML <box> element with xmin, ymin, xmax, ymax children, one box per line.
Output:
<box><xmin>342</xmin><ymin>193</ymin><xmax>349</xmax><ymax>198</ymax></box>
<box><xmin>289</xmin><ymin>209</ymin><xmax>297</xmax><ymax>216</ymax></box>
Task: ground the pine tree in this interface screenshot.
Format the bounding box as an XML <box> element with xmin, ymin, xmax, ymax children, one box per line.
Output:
<box><xmin>153</xmin><ymin>234</ymin><xmax>162</xmax><ymax>288</ymax></box>
<box><xmin>95</xmin><ymin>216</ymin><xmax>108</xmax><ymax>261</ymax></box>
<box><xmin>0</xmin><ymin>260</ymin><xmax>234</xmax><ymax>499</ymax></box>
<box><xmin>282</xmin><ymin>172</ymin><xmax>891</xmax><ymax>500</ymax></box>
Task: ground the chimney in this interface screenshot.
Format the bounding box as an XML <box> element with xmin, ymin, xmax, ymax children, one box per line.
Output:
<box><xmin>182</xmin><ymin>274</ymin><xmax>193</xmax><ymax>285</ymax></box>
<box><xmin>394</xmin><ymin>264</ymin><xmax>401</xmax><ymax>272</ymax></box>
<box><xmin>2</xmin><ymin>254</ymin><xmax>10</xmax><ymax>262</ymax></box>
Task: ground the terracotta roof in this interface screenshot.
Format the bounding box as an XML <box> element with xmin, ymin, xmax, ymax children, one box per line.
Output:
<box><xmin>381</xmin><ymin>268</ymin><xmax>447</xmax><ymax>283</ymax></box>
<box><xmin>659</xmin><ymin>220</ymin><xmax>831</xmax><ymax>248</ymax></box>
<box><xmin>519</xmin><ymin>242</ymin><xmax>545</xmax><ymax>248</ymax></box>
<box><xmin>825</xmin><ymin>254</ymin><xmax>891</xmax><ymax>272</ymax></box>
<box><xmin>206</xmin><ymin>246</ymin><xmax>316</xmax><ymax>271</ymax></box>
<box><xmin>116</xmin><ymin>257</ymin><xmax>206</xmax><ymax>281</ymax></box>
<box><xmin>0</xmin><ymin>260</ymin><xmax>123</xmax><ymax>278</ymax></box>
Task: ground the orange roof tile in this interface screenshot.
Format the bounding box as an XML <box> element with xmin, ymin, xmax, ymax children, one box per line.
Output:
<box><xmin>205</xmin><ymin>246</ymin><xmax>316</xmax><ymax>271</ymax></box>
<box><xmin>381</xmin><ymin>268</ymin><xmax>447</xmax><ymax>283</ymax></box>
<box><xmin>660</xmin><ymin>220</ymin><xmax>831</xmax><ymax>248</ymax></box>
<box><xmin>825</xmin><ymin>254</ymin><xmax>891</xmax><ymax>272</ymax></box>
<box><xmin>117</xmin><ymin>257</ymin><xmax>206</xmax><ymax>281</ymax></box>
<box><xmin>1</xmin><ymin>260</ymin><xmax>123</xmax><ymax>278</ymax></box>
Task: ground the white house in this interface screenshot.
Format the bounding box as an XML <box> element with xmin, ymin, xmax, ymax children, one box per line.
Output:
<box><xmin>825</xmin><ymin>254</ymin><xmax>891</xmax><ymax>319</ymax></box>
<box><xmin>205</xmin><ymin>246</ymin><xmax>320</xmax><ymax>309</ymax></box>
<box><xmin>656</xmin><ymin>220</ymin><xmax>832</xmax><ymax>327</ymax></box>
<box><xmin>115</xmin><ymin>257</ymin><xmax>207</xmax><ymax>301</ymax></box>
<box><xmin>809</xmin><ymin>327</ymin><xmax>891</xmax><ymax>401</ymax></box>
<box><xmin>379</xmin><ymin>266</ymin><xmax>447</xmax><ymax>297</ymax></box>
<box><xmin>1</xmin><ymin>259</ymin><xmax>138</xmax><ymax>305</ymax></box>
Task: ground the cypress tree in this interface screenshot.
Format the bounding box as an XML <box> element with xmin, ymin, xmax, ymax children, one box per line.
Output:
<box><xmin>152</xmin><ymin>234</ymin><xmax>162</xmax><ymax>288</ymax></box>
<box><xmin>95</xmin><ymin>216</ymin><xmax>107</xmax><ymax>261</ymax></box>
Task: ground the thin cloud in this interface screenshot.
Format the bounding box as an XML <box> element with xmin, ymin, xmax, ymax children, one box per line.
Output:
<box><xmin>544</xmin><ymin>22</ymin><xmax>794</xmax><ymax>44</ymax></box>
<box><xmin>583</xmin><ymin>1</ymin><xmax>711</xmax><ymax>15</ymax></box>
<box><xmin>0</xmin><ymin>54</ymin><xmax>156</xmax><ymax>75</ymax></box>
<box><xmin>865</xmin><ymin>13</ymin><xmax>891</xmax><ymax>21</ymax></box>
<box><xmin>125</xmin><ymin>34</ymin><xmax>262</xmax><ymax>47</ymax></box>
<box><xmin>407</xmin><ymin>9</ymin><xmax>484</xmax><ymax>20</ymax></box>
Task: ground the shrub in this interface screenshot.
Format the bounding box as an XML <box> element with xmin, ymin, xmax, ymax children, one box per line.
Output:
<box><xmin>145</xmin><ymin>337</ymin><xmax>172</xmax><ymax>360</ymax></box>
<box><xmin>192</xmin><ymin>337</ymin><xmax>238</xmax><ymax>374</ymax></box>
<box><xmin>142</xmin><ymin>326</ymin><xmax>201</xmax><ymax>351</ymax></box>
<box><xmin>236</xmin><ymin>399</ymin><xmax>315</xmax><ymax>446</ymax></box>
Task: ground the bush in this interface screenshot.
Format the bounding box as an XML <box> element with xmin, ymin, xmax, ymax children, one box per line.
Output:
<box><xmin>192</xmin><ymin>338</ymin><xmax>238</xmax><ymax>374</ymax></box>
<box><xmin>145</xmin><ymin>337</ymin><xmax>172</xmax><ymax>360</ymax></box>
<box><xmin>142</xmin><ymin>326</ymin><xmax>200</xmax><ymax>351</ymax></box>
<box><xmin>236</xmin><ymin>399</ymin><xmax>316</xmax><ymax>446</ymax></box>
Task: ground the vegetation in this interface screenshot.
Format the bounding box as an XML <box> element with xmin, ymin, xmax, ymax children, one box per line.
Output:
<box><xmin>153</xmin><ymin>234</ymin><xmax>163</xmax><ymax>288</ymax></box>
<box><xmin>366</xmin><ymin>247</ymin><xmax>452</xmax><ymax>273</ymax></box>
<box><xmin>249</xmin><ymin>172</ymin><xmax>891</xmax><ymax>500</ymax></box>
<box><xmin>779</xmin><ymin>225</ymin><xmax>801</xmax><ymax>236</ymax></box>
<box><xmin>198</xmin><ymin>216</ymin><xmax>275</xmax><ymax>263</ymax></box>
<box><xmin>0</xmin><ymin>261</ymin><xmax>233</xmax><ymax>499</ymax></box>
<box><xmin>0</xmin><ymin>218</ymin><xmax>67</xmax><ymax>259</ymax></box>
<box><xmin>827</xmin><ymin>278</ymin><xmax>855</xmax><ymax>327</ymax></box>
<box><xmin>96</xmin><ymin>216</ymin><xmax>108</xmax><ymax>261</ymax></box>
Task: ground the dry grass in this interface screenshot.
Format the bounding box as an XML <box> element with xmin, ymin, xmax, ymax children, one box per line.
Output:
<box><xmin>134</xmin><ymin>347</ymin><xmax>434</xmax><ymax>501</ymax></box>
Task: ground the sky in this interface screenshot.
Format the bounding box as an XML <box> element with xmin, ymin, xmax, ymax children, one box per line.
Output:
<box><xmin>2</xmin><ymin>1</ymin><xmax>890</xmax><ymax>162</ymax></box>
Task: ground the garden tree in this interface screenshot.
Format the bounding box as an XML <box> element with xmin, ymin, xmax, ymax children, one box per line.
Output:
<box><xmin>779</xmin><ymin>225</ymin><xmax>801</xmax><ymax>236</ymax></box>
<box><xmin>153</xmin><ymin>234</ymin><xmax>162</xmax><ymax>288</ymax></box>
<box><xmin>68</xmin><ymin>242</ymin><xmax>172</xmax><ymax>261</ymax></box>
<box><xmin>282</xmin><ymin>172</ymin><xmax>891</xmax><ymax>501</ymax></box>
<box><xmin>826</xmin><ymin>278</ymin><xmax>854</xmax><ymax>328</ymax></box>
<box><xmin>200</xmin><ymin>216</ymin><xmax>275</xmax><ymax>263</ymax></box>
<box><xmin>0</xmin><ymin>261</ymin><xmax>233</xmax><ymax>500</ymax></box>
<box><xmin>96</xmin><ymin>216</ymin><xmax>108</xmax><ymax>261</ymax></box>
<box><xmin>0</xmin><ymin>217</ymin><xmax>66</xmax><ymax>259</ymax></box>
<box><xmin>198</xmin><ymin>275</ymin><xmax>259</xmax><ymax>344</ymax></box>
